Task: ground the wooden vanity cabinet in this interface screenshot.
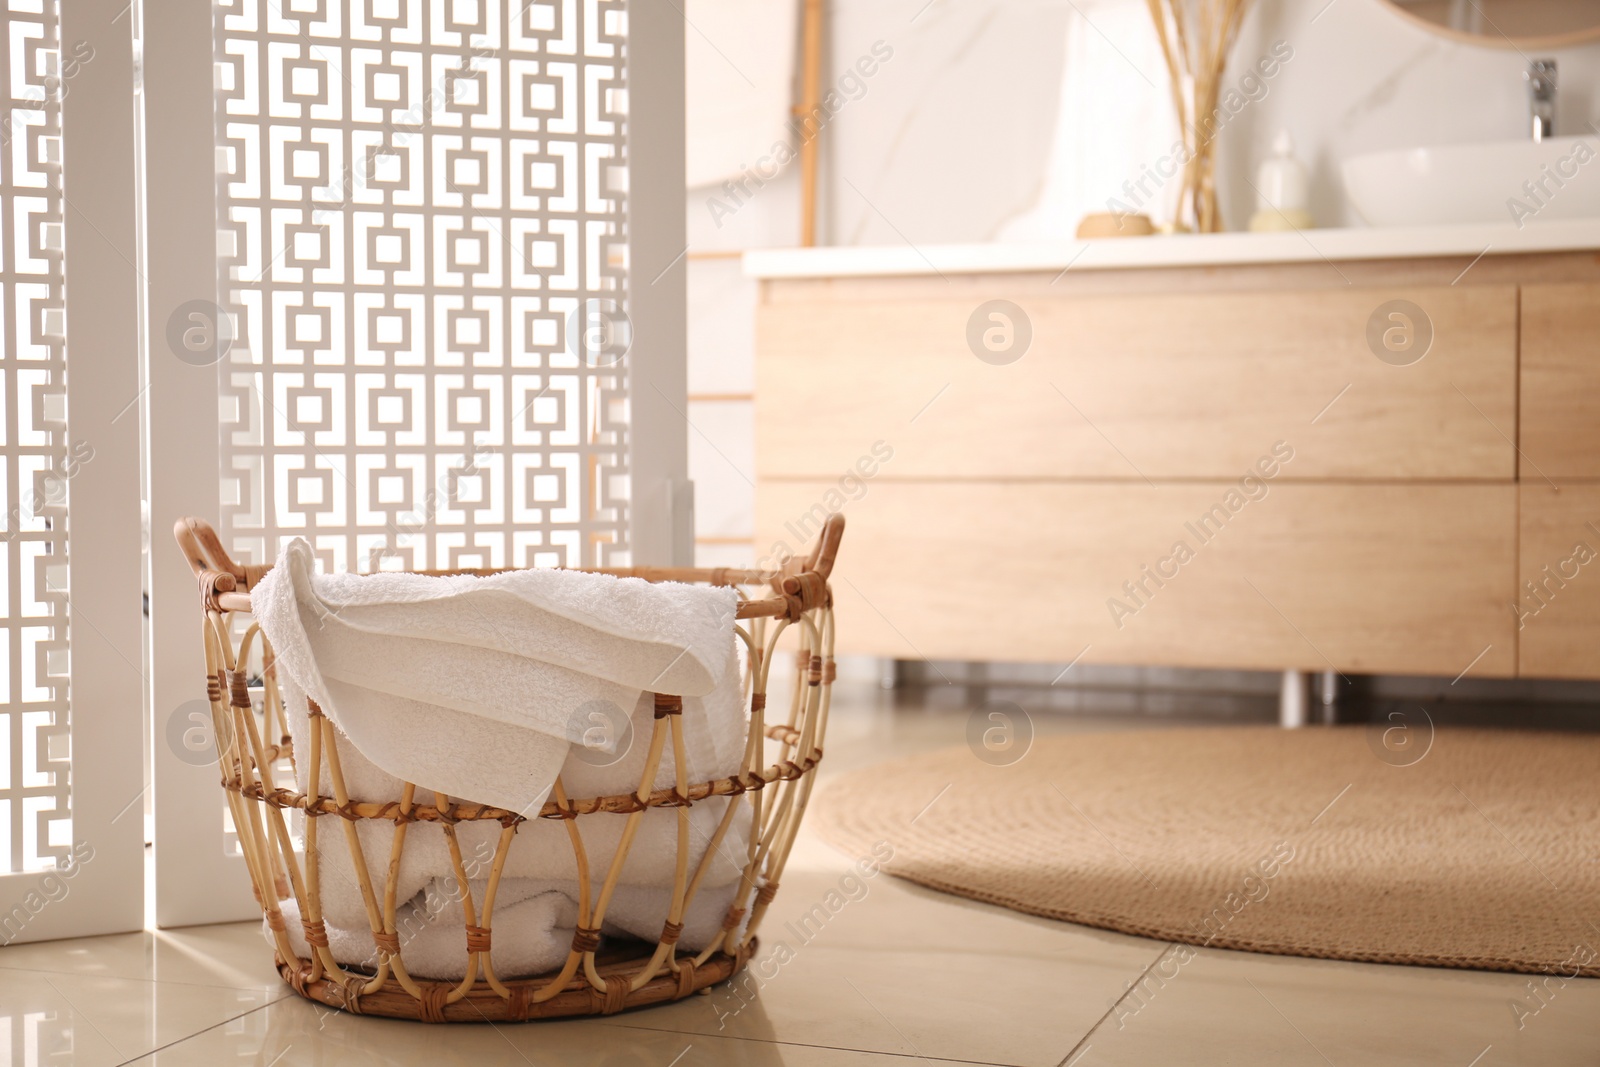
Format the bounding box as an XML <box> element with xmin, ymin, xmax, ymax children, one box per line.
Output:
<box><xmin>754</xmin><ymin>253</ymin><xmax>1600</xmax><ymax>679</ymax></box>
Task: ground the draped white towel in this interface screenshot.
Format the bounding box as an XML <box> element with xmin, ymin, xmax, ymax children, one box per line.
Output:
<box><xmin>253</xmin><ymin>537</ymin><xmax>741</xmax><ymax>816</ymax></box>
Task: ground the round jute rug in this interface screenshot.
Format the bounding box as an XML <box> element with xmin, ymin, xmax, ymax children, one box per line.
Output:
<box><xmin>811</xmin><ymin>726</ymin><xmax>1600</xmax><ymax>975</ymax></box>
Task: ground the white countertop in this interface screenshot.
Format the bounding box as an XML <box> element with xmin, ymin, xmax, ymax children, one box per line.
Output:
<box><xmin>742</xmin><ymin>219</ymin><xmax>1600</xmax><ymax>279</ymax></box>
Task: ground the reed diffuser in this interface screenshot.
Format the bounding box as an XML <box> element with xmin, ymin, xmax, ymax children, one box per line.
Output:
<box><xmin>1145</xmin><ymin>0</ymin><xmax>1252</xmax><ymax>232</ymax></box>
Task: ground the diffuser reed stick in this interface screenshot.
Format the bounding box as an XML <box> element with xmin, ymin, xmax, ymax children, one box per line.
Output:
<box><xmin>1145</xmin><ymin>0</ymin><xmax>1252</xmax><ymax>232</ymax></box>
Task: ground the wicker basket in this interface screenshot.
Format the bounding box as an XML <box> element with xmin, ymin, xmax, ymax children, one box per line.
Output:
<box><xmin>173</xmin><ymin>515</ymin><xmax>842</xmax><ymax>1023</ymax></box>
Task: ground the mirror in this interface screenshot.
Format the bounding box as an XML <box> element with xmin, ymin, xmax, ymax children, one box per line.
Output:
<box><xmin>1382</xmin><ymin>0</ymin><xmax>1600</xmax><ymax>48</ymax></box>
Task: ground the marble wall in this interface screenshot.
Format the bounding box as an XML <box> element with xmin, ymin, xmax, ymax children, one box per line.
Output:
<box><xmin>825</xmin><ymin>0</ymin><xmax>1600</xmax><ymax>238</ymax></box>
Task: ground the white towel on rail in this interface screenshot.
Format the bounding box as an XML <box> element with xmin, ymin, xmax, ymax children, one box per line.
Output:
<box><xmin>685</xmin><ymin>0</ymin><xmax>798</xmax><ymax>189</ymax></box>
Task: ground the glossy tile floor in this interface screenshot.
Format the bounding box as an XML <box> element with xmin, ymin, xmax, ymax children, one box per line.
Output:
<box><xmin>4</xmin><ymin>683</ymin><xmax>1598</xmax><ymax>1065</ymax></box>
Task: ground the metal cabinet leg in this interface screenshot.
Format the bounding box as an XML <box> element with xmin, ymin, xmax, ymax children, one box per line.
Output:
<box><xmin>1317</xmin><ymin>669</ymin><xmax>1339</xmax><ymax>724</ymax></box>
<box><xmin>1279</xmin><ymin>669</ymin><xmax>1310</xmax><ymax>728</ymax></box>
<box><xmin>878</xmin><ymin>657</ymin><xmax>898</xmax><ymax>690</ymax></box>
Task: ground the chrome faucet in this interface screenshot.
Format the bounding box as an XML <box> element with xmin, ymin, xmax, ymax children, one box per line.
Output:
<box><xmin>1527</xmin><ymin>59</ymin><xmax>1556</xmax><ymax>141</ymax></box>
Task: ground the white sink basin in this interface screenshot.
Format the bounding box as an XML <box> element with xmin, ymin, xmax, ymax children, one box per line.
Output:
<box><xmin>1343</xmin><ymin>137</ymin><xmax>1600</xmax><ymax>227</ymax></box>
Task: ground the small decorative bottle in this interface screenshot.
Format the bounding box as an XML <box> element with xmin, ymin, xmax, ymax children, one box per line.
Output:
<box><xmin>1248</xmin><ymin>131</ymin><xmax>1313</xmax><ymax>232</ymax></box>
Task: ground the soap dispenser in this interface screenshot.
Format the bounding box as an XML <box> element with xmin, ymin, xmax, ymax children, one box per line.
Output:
<box><xmin>1249</xmin><ymin>131</ymin><xmax>1313</xmax><ymax>232</ymax></box>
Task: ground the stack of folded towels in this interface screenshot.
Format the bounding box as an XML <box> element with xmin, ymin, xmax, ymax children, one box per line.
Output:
<box><xmin>253</xmin><ymin>539</ymin><xmax>752</xmax><ymax>979</ymax></box>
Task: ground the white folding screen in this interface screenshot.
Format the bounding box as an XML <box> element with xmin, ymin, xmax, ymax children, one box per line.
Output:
<box><xmin>0</xmin><ymin>0</ymin><xmax>144</xmax><ymax>943</ymax></box>
<box><xmin>144</xmin><ymin>0</ymin><xmax>687</xmax><ymax>927</ymax></box>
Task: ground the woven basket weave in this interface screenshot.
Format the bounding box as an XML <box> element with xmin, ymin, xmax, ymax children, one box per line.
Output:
<box><xmin>173</xmin><ymin>515</ymin><xmax>842</xmax><ymax>1022</ymax></box>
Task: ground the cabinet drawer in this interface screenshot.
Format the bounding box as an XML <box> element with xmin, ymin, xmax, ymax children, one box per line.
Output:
<box><xmin>757</xmin><ymin>282</ymin><xmax>1516</xmax><ymax>481</ymax></box>
<box><xmin>1522</xmin><ymin>284</ymin><xmax>1600</xmax><ymax>479</ymax></box>
<box><xmin>1519</xmin><ymin>485</ymin><xmax>1600</xmax><ymax>679</ymax></box>
<box><xmin>758</xmin><ymin>480</ymin><xmax>1516</xmax><ymax>677</ymax></box>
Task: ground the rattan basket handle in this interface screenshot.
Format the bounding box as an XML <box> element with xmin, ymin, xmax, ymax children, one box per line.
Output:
<box><xmin>802</xmin><ymin>513</ymin><xmax>844</xmax><ymax>581</ymax></box>
<box><xmin>174</xmin><ymin>516</ymin><xmax>243</xmax><ymax>582</ymax></box>
<box><xmin>172</xmin><ymin>512</ymin><xmax>846</xmax><ymax>621</ymax></box>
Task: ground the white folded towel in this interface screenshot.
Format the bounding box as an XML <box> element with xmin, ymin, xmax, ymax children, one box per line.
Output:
<box><xmin>271</xmin><ymin>725</ymin><xmax>757</xmax><ymax>978</ymax></box>
<box><xmin>276</xmin><ymin>877</ymin><xmax>751</xmax><ymax>982</ymax></box>
<box><xmin>254</xmin><ymin>537</ymin><xmax>740</xmax><ymax>815</ymax></box>
<box><xmin>276</xmin><ymin>643</ymin><xmax>753</xmax><ymax>931</ymax></box>
<box><xmin>267</xmin><ymin>697</ymin><xmax>756</xmax><ymax>981</ymax></box>
<box><xmin>301</xmin><ymin>795</ymin><xmax>753</xmax><ymax>931</ymax></box>
<box><xmin>277</xmin><ymin>888</ymin><xmax>577</xmax><ymax>981</ymax></box>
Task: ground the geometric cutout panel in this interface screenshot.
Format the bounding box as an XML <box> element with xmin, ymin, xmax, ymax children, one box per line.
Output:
<box><xmin>1</xmin><ymin>0</ymin><xmax>74</xmax><ymax>872</ymax></box>
<box><xmin>213</xmin><ymin>0</ymin><xmax>631</xmax><ymax>573</ymax></box>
